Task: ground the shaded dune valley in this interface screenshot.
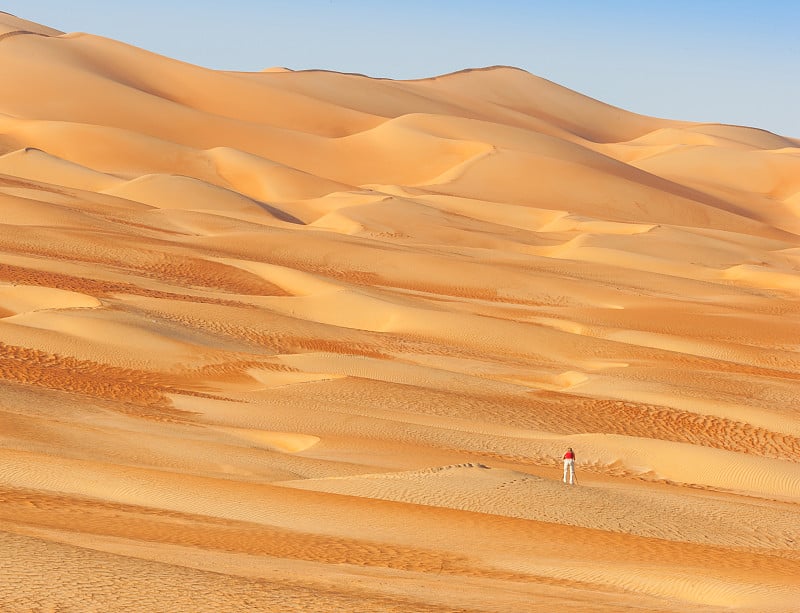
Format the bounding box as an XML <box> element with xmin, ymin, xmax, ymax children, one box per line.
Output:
<box><xmin>2</xmin><ymin>10</ymin><xmax>800</xmax><ymax>612</ymax></box>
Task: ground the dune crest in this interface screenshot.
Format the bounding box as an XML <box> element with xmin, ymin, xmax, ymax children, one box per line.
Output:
<box><xmin>1</xmin><ymin>12</ymin><xmax>799</xmax><ymax>613</ymax></box>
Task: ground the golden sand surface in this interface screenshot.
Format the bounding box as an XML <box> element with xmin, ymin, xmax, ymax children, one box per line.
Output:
<box><xmin>1</xmin><ymin>11</ymin><xmax>799</xmax><ymax>612</ymax></box>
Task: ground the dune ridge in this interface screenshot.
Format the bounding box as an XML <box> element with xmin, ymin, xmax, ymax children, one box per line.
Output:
<box><xmin>1</xmin><ymin>10</ymin><xmax>799</xmax><ymax>612</ymax></box>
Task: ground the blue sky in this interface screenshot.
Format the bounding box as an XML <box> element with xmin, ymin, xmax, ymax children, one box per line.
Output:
<box><xmin>5</xmin><ymin>1</ymin><xmax>799</xmax><ymax>137</ymax></box>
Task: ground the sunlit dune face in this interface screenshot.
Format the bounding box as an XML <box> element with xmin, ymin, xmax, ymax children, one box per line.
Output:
<box><xmin>1</xmin><ymin>13</ymin><xmax>800</xmax><ymax>612</ymax></box>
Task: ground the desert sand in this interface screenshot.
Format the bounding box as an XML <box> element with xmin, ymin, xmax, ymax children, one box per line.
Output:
<box><xmin>1</xmin><ymin>10</ymin><xmax>799</xmax><ymax>612</ymax></box>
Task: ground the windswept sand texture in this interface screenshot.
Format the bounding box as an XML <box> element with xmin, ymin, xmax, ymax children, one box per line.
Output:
<box><xmin>1</xmin><ymin>12</ymin><xmax>800</xmax><ymax>612</ymax></box>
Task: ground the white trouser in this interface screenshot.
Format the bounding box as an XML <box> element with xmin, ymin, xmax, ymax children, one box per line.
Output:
<box><xmin>563</xmin><ymin>459</ymin><xmax>575</xmax><ymax>484</ymax></box>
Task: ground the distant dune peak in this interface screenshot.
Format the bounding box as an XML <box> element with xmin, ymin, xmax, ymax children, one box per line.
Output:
<box><xmin>412</xmin><ymin>64</ymin><xmax>531</xmax><ymax>80</ymax></box>
<box><xmin>0</xmin><ymin>12</ymin><xmax>63</xmax><ymax>37</ymax></box>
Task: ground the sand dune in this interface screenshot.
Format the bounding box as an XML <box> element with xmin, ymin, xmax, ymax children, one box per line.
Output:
<box><xmin>1</xmin><ymin>10</ymin><xmax>799</xmax><ymax>612</ymax></box>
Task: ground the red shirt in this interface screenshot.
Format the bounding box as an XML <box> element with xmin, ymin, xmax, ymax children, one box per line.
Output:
<box><xmin>563</xmin><ymin>451</ymin><xmax>575</xmax><ymax>460</ymax></box>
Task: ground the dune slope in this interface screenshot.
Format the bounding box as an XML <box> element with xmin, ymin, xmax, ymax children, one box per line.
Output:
<box><xmin>1</xmin><ymin>11</ymin><xmax>799</xmax><ymax>613</ymax></box>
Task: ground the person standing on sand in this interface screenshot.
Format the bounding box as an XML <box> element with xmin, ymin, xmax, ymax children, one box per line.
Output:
<box><xmin>563</xmin><ymin>447</ymin><xmax>576</xmax><ymax>485</ymax></box>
